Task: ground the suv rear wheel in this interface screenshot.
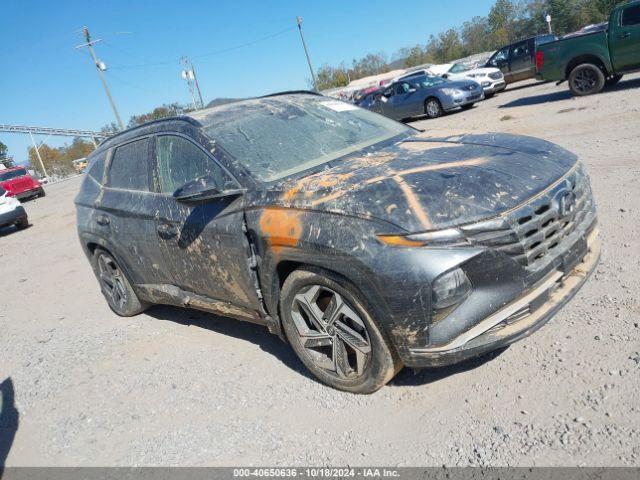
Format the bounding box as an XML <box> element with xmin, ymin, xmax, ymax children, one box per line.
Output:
<box><xmin>569</xmin><ymin>63</ymin><xmax>605</xmax><ymax>96</ymax></box>
<box><xmin>91</xmin><ymin>248</ymin><xmax>148</xmax><ymax>316</ymax></box>
<box><xmin>280</xmin><ymin>267</ymin><xmax>401</xmax><ymax>393</ymax></box>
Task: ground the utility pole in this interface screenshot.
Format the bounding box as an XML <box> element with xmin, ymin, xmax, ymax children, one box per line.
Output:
<box><xmin>296</xmin><ymin>16</ymin><xmax>318</xmax><ymax>92</ymax></box>
<box><xmin>76</xmin><ymin>26</ymin><xmax>125</xmax><ymax>130</ymax></box>
<box><xmin>180</xmin><ymin>57</ymin><xmax>204</xmax><ymax>110</ymax></box>
<box><xmin>28</xmin><ymin>132</ymin><xmax>48</xmax><ymax>178</ymax></box>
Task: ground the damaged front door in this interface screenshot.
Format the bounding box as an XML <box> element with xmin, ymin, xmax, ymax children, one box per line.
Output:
<box><xmin>151</xmin><ymin>133</ymin><xmax>263</xmax><ymax>314</ymax></box>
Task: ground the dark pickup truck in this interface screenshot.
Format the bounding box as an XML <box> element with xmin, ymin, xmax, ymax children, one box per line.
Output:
<box><xmin>536</xmin><ymin>0</ymin><xmax>640</xmax><ymax>95</ymax></box>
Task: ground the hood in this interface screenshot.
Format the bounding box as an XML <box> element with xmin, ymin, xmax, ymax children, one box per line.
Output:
<box><xmin>465</xmin><ymin>67</ymin><xmax>501</xmax><ymax>76</ymax></box>
<box><xmin>269</xmin><ymin>132</ymin><xmax>578</xmax><ymax>233</ymax></box>
<box><xmin>440</xmin><ymin>79</ymin><xmax>481</xmax><ymax>90</ymax></box>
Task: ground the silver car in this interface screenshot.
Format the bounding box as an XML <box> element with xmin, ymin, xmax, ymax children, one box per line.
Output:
<box><xmin>367</xmin><ymin>74</ymin><xmax>484</xmax><ymax>121</ymax></box>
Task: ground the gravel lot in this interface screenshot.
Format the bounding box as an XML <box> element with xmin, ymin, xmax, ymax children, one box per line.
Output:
<box><xmin>1</xmin><ymin>76</ymin><xmax>639</xmax><ymax>467</ymax></box>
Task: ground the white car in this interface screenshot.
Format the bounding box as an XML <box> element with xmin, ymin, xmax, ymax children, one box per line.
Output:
<box><xmin>0</xmin><ymin>186</ymin><xmax>28</xmax><ymax>230</ymax></box>
<box><xmin>430</xmin><ymin>63</ymin><xmax>506</xmax><ymax>96</ymax></box>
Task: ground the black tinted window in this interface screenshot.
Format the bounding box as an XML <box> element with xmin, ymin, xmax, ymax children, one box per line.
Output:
<box><xmin>622</xmin><ymin>5</ymin><xmax>640</xmax><ymax>26</ymax></box>
<box><xmin>155</xmin><ymin>135</ymin><xmax>234</xmax><ymax>194</ymax></box>
<box><xmin>87</xmin><ymin>151</ymin><xmax>106</xmax><ymax>183</ymax></box>
<box><xmin>108</xmin><ymin>139</ymin><xmax>150</xmax><ymax>191</ymax></box>
<box><xmin>511</xmin><ymin>41</ymin><xmax>530</xmax><ymax>58</ymax></box>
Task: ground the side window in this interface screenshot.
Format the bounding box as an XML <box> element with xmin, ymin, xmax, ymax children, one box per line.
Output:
<box><xmin>394</xmin><ymin>82</ymin><xmax>410</xmax><ymax>95</ymax></box>
<box><xmin>108</xmin><ymin>139</ymin><xmax>150</xmax><ymax>191</ymax></box>
<box><xmin>511</xmin><ymin>41</ymin><xmax>530</xmax><ymax>59</ymax></box>
<box><xmin>383</xmin><ymin>87</ymin><xmax>394</xmax><ymax>97</ymax></box>
<box><xmin>622</xmin><ymin>4</ymin><xmax>640</xmax><ymax>26</ymax></box>
<box><xmin>86</xmin><ymin>151</ymin><xmax>106</xmax><ymax>184</ymax></box>
<box><xmin>489</xmin><ymin>47</ymin><xmax>509</xmax><ymax>66</ymax></box>
<box><xmin>155</xmin><ymin>135</ymin><xmax>235</xmax><ymax>194</ymax></box>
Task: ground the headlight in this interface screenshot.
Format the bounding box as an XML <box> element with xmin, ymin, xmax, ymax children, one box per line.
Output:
<box><xmin>441</xmin><ymin>88</ymin><xmax>462</xmax><ymax>96</ymax></box>
<box><xmin>377</xmin><ymin>228</ymin><xmax>470</xmax><ymax>247</ymax></box>
<box><xmin>432</xmin><ymin>268</ymin><xmax>472</xmax><ymax>322</ymax></box>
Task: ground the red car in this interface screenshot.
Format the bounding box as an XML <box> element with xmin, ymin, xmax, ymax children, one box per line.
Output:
<box><xmin>0</xmin><ymin>167</ymin><xmax>45</xmax><ymax>200</ymax></box>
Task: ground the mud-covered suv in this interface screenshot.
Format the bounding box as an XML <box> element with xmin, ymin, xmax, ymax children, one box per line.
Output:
<box><xmin>76</xmin><ymin>92</ymin><xmax>600</xmax><ymax>393</ymax></box>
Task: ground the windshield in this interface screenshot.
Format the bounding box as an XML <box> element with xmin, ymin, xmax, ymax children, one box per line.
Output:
<box><xmin>449</xmin><ymin>63</ymin><xmax>471</xmax><ymax>74</ymax></box>
<box><xmin>0</xmin><ymin>168</ymin><xmax>28</xmax><ymax>181</ymax></box>
<box><xmin>193</xmin><ymin>95</ymin><xmax>411</xmax><ymax>182</ymax></box>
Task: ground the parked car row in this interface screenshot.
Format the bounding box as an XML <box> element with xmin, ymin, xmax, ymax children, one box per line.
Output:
<box><xmin>0</xmin><ymin>166</ymin><xmax>44</xmax><ymax>233</ymax></box>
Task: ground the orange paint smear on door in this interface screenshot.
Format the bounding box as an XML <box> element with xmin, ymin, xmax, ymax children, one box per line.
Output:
<box><xmin>259</xmin><ymin>208</ymin><xmax>303</xmax><ymax>248</ymax></box>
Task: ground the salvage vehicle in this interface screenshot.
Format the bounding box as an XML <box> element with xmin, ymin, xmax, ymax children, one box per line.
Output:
<box><xmin>430</xmin><ymin>63</ymin><xmax>506</xmax><ymax>96</ymax></box>
<box><xmin>0</xmin><ymin>185</ymin><xmax>28</xmax><ymax>230</ymax></box>
<box><xmin>364</xmin><ymin>75</ymin><xmax>484</xmax><ymax>120</ymax></box>
<box><xmin>76</xmin><ymin>92</ymin><xmax>600</xmax><ymax>393</ymax></box>
<box><xmin>0</xmin><ymin>166</ymin><xmax>45</xmax><ymax>200</ymax></box>
<box><xmin>486</xmin><ymin>34</ymin><xmax>556</xmax><ymax>84</ymax></box>
<box><xmin>536</xmin><ymin>1</ymin><xmax>640</xmax><ymax>96</ymax></box>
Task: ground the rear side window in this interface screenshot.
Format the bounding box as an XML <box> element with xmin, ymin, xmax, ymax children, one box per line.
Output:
<box><xmin>108</xmin><ymin>139</ymin><xmax>150</xmax><ymax>191</ymax></box>
<box><xmin>86</xmin><ymin>151</ymin><xmax>106</xmax><ymax>184</ymax></box>
<box><xmin>622</xmin><ymin>4</ymin><xmax>640</xmax><ymax>26</ymax></box>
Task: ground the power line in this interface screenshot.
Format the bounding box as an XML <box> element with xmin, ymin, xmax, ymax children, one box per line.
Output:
<box><xmin>108</xmin><ymin>26</ymin><xmax>294</xmax><ymax>70</ymax></box>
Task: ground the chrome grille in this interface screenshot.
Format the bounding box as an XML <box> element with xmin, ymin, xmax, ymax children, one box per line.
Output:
<box><xmin>461</xmin><ymin>164</ymin><xmax>597</xmax><ymax>271</ymax></box>
<box><xmin>489</xmin><ymin>72</ymin><xmax>503</xmax><ymax>80</ymax></box>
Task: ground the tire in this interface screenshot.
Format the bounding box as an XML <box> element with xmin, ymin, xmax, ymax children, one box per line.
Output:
<box><xmin>605</xmin><ymin>74</ymin><xmax>623</xmax><ymax>87</ymax></box>
<box><xmin>424</xmin><ymin>97</ymin><xmax>443</xmax><ymax>119</ymax></box>
<box><xmin>38</xmin><ymin>188</ymin><xmax>46</xmax><ymax>198</ymax></box>
<box><xmin>569</xmin><ymin>63</ymin><xmax>605</xmax><ymax>96</ymax></box>
<box><xmin>91</xmin><ymin>248</ymin><xmax>148</xmax><ymax>316</ymax></box>
<box><xmin>15</xmin><ymin>218</ymin><xmax>29</xmax><ymax>229</ymax></box>
<box><xmin>280</xmin><ymin>267</ymin><xmax>402</xmax><ymax>394</ymax></box>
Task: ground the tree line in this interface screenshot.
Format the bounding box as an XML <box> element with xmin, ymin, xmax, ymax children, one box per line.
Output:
<box><xmin>316</xmin><ymin>0</ymin><xmax>625</xmax><ymax>90</ymax></box>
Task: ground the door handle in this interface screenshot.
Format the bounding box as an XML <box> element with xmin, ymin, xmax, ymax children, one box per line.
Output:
<box><xmin>619</xmin><ymin>32</ymin><xmax>631</xmax><ymax>39</ymax></box>
<box><xmin>157</xmin><ymin>223</ymin><xmax>179</xmax><ymax>240</ymax></box>
<box><xmin>96</xmin><ymin>215</ymin><xmax>110</xmax><ymax>226</ymax></box>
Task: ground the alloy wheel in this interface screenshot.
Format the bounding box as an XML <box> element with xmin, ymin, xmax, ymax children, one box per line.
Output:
<box><xmin>426</xmin><ymin>99</ymin><xmax>441</xmax><ymax>118</ymax></box>
<box><xmin>97</xmin><ymin>253</ymin><xmax>128</xmax><ymax>310</ymax></box>
<box><xmin>291</xmin><ymin>285</ymin><xmax>371</xmax><ymax>379</ymax></box>
<box><xmin>573</xmin><ymin>68</ymin><xmax>598</xmax><ymax>94</ymax></box>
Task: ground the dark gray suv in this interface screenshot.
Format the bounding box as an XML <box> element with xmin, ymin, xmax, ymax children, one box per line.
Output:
<box><xmin>76</xmin><ymin>92</ymin><xmax>600</xmax><ymax>393</ymax></box>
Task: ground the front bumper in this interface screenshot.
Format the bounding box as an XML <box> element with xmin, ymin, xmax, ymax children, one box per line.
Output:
<box><xmin>483</xmin><ymin>80</ymin><xmax>506</xmax><ymax>93</ymax></box>
<box><xmin>0</xmin><ymin>205</ymin><xmax>27</xmax><ymax>227</ymax></box>
<box><xmin>404</xmin><ymin>229</ymin><xmax>600</xmax><ymax>368</ymax></box>
<box><xmin>444</xmin><ymin>91</ymin><xmax>484</xmax><ymax>111</ymax></box>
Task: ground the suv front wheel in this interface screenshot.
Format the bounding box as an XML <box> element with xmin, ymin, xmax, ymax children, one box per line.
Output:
<box><xmin>280</xmin><ymin>267</ymin><xmax>402</xmax><ymax>393</ymax></box>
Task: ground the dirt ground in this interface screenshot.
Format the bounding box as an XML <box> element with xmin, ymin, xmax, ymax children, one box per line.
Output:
<box><xmin>1</xmin><ymin>75</ymin><xmax>639</xmax><ymax>467</ymax></box>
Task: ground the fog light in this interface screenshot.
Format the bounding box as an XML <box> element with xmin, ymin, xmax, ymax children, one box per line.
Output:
<box><xmin>432</xmin><ymin>268</ymin><xmax>471</xmax><ymax>311</ymax></box>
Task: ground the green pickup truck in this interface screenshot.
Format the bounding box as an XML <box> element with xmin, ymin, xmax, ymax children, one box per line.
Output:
<box><xmin>536</xmin><ymin>0</ymin><xmax>640</xmax><ymax>96</ymax></box>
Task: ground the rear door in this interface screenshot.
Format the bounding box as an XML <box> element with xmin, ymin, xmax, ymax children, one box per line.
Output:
<box><xmin>98</xmin><ymin>137</ymin><xmax>170</xmax><ymax>286</ymax></box>
<box><xmin>610</xmin><ymin>3</ymin><xmax>640</xmax><ymax>72</ymax></box>
<box><xmin>508</xmin><ymin>39</ymin><xmax>534</xmax><ymax>81</ymax></box>
<box><xmin>151</xmin><ymin>133</ymin><xmax>262</xmax><ymax>311</ymax></box>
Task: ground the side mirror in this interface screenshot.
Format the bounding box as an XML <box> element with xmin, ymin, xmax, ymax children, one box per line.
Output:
<box><xmin>442</xmin><ymin>73</ymin><xmax>449</xmax><ymax>79</ymax></box>
<box><xmin>173</xmin><ymin>176</ymin><xmax>245</xmax><ymax>203</ymax></box>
